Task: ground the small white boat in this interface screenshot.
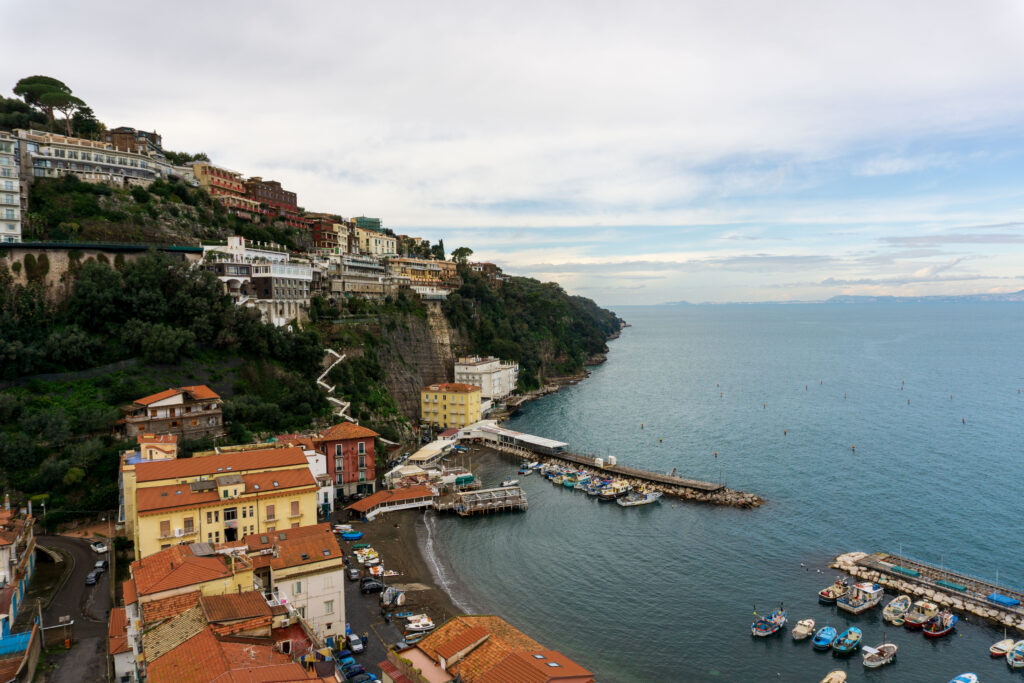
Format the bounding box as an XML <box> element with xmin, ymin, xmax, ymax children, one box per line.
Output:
<box><xmin>949</xmin><ymin>675</ymin><xmax>978</xmax><ymax>683</ymax></box>
<box><xmin>791</xmin><ymin>618</ymin><xmax>815</xmax><ymax>641</ymax></box>
<box><xmin>990</xmin><ymin>637</ymin><xmax>1014</xmax><ymax>658</ymax></box>
<box><xmin>862</xmin><ymin>642</ymin><xmax>897</xmax><ymax>668</ymax></box>
<box><xmin>882</xmin><ymin>594</ymin><xmax>911</xmax><ymax>624</ymax></box>
<box><xmin>1008</xmin><ymin>640</ymin><xmax>1024</xmax><ymax>669</ymax></box>
<box><xmin>405</xmin><ymin>614</ymin><xmax>435</xmax><ymax>632</ymax></box>
<box><xmin>501</xmin><ymin>478</ymin><xmax>519</xmax><ymax>487</ymax></box>
<box><xmin>820</xmin><ymin>671</ymin><xmax>846</xmax><ymax>683</ymax></box>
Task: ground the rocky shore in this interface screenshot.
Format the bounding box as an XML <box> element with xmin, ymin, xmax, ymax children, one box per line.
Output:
<box><xmin>831</xmin><ymin>551</ymin><xmax>1024</xmax><ymax>632</ymax></box>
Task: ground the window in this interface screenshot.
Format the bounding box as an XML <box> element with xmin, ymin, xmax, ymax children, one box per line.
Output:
<box><xmin>183</xmin><ymin>517</ymin><xmax>194</xmax><ymax>533</ymax></box>
<box><xmin>160</xmin><ymin>520</ymin><xmax>171</xmax><ymax>537</ymax></box>
<box><xmin>161</xmin><ymin>544</ymin><xmax>170</xmax><ymax>550</ymax></box>
<box><xmin>290</xmin><ymin>501</ymin><xmax>299</xmax><ymax>516</ymax></box>
<box><xmin>215</xmin><ymin>531</ymin><xmax>220</xmax><ymax>542</ymax></box>
<box><xmin>249</xmin><ymin>505</ymin><xmax>254</xmax><ymax>518</ymax></box>
<box><xmin>294</xmin><ymin>581</ymin><xmax>302</xmax><ymax>594</ymax></box>
<box><xmin>297</xmin><ymin>606</ymin><xmax>306</xmax><ymax>618</ymax></box>
<box><xmin>357</xmin><ymin>441</ymin><xmax>366</xmax><ymax>455</ymax></box>
<box><xmin>241</xmin><ymin>507</ymin><xmax>247</xmax><ymax>519</ymax></box>
<box><xmin>266</xmin><ymin>504</ymin><xmax>275</xmax><ymax>520</ymax></box>
<box><xmin>224</xmin><ymin>508</ymin><xmax>237</xmax><ymax>521</ymax></box>
<box><xmin>207</xmin><ymin>511</ymin><xmax>213</xmax><ymax>524</ymax></box>
<box><xmin>324</xmin><ymin>600</ymin><xmax>334</xmax><ymax>614</ymax></box>
<box><xmin>335</xmin><ymin>444</ymin><xmax>342</xmax><ymax>457</ymax></box>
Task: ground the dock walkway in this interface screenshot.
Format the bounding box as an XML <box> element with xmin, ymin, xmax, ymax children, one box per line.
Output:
<box><xmin>435</xmin><ymin>486</ymin><xmax>527</xmax><ymax>517</ymax></box>
<box><xmin>555</xmin><ymin>451</ymin><xmax>724</xmax><ymax>492</ymax></box>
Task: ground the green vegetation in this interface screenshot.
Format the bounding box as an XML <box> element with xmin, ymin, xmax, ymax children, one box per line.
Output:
<box><xmin>162</xmin><ymin>150</ymin><xmax>210</xmax><ymax>165</ymax></box>
<box><xmin>443</xmin><ymin>267</ymin><xmax>621</xmax><ymax>390</ymax></box>
<box><xmin>450</xmin><ymin>246</ymin><xmax>473</xmax><ymax>263</ymax></box>
<box><xmin>0</xmin><ymin>95</ymin><xmax>46</xmax><ymax>131</ymax></box>
<box><xmin>12</xmin><ymin>75</ymin><xmax>90</xmax><ymax>136</ymax></box>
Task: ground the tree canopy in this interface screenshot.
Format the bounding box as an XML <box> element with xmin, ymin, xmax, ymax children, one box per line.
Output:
<box><xmin>450</xmin><ymin>246</ymin><xmax>473</xmax><ymax>263</ymax></box>
<box><xmin>13</xmin><ymin>75</ymin><xmax>72</xmax><ymax>127</ymax></box>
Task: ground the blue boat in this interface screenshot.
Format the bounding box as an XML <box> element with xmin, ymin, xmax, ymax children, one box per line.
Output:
<box><xmin>812</xmin><ymin>626</ymin><xmax>837</xmax><ymax>651</ymax></box>
<box><xmin>949</xmin><ymin>675</ymin><xmax>978</xmax><ymax>683</ymax></box>
<box><xmin>341</xmin><ymin>531</ymin><xmax>364</xmax><ymax>541</ymax></box>
<box><xmin>831</xmin><ymin>627</ymin><xmax>862</xmax><ymax>656</ymax></box>
<box><xmin>750</xmin><ymin>607</ymin><xmax>786</xmax><ymax>637</ymax></box>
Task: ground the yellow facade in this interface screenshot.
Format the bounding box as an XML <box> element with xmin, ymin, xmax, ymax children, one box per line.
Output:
<box><xmin>354</xmin><ymin>227</ymin><xmax>397</xmax><ymax>256</ymax></box>
<box><xmin>420</xmin><ymin>384</ymin><xmax>482</xmax><ymax>429</ymax></box>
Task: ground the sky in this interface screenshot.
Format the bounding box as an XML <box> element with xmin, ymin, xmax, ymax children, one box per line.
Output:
<box><xmin>7</xmin><ymin>1</ymin><xmax>1024</xmax><ymax>305</ymax></box>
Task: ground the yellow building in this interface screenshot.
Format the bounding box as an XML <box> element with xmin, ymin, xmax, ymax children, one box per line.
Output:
<box><xmin>420</xmin><ymin>383</ymin><xmax>482</xmax><ymax>429</ymax></box>
<box><xmin>354</xmin><ymin>226</ymin><xmax>397</xmax><ymax>256</ymax></box>
<box><xmin>130</xmin><ymin>447</ymin><xmax>318</xmax><ymax>560</ymax></box>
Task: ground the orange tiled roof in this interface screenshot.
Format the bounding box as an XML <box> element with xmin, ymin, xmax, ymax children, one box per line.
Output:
<box><xmin>108</xmin><ymin>606</ymin><xmax>131</xmax><ymax>655</ymax></box>
<box><xmin>141</xmin><ymin>591</ymin><xmax>202</xmax><ymax>624</ymax></box>
<box><xmin>423</xmin><ymin>382</ymin><xmax>480</xmax><ymax>393</ymax></box>
<box><xmin>146</xmin><ymin>626</ymin><xmax>310</xmax><ymax>683</ymax></box>
<box><xmin>274</xmin><ymin>434</ymin><xmax>316</xmax><ymax>450</ymax></box>
<box><xmin>200</xmin><ymin>591</ymin><xmax>271</xmax><ymax>622</ymax></box>
<box><xmin>346</xmin><ymin>485</ymin><xmax>435</xmax><ymax>513</ymax></box>
<box><xmin>270</xmin><ymin>534</ymin><xmax>343</xmax><ymax>570</ymax></box>
<box><xmin>476</xmin><ymin>650</ymin><xmax>594</xmax><ymax>683</ymax></box>
<box><xmin>123</xmin><ymin>579</ymin><xmax>138</xmax><ymax>605</ymax></box>
<box><xmin>417</xmin><ymin>616</ymin><xmax>543</xmax><ymax>683</ymax></box>
<box><xmin>242</xmin><ymin>468</ymin><xmax>315</xmax><ymax>494</ymax></box>
<box><xmin>136</xmin><ymin>467</ymin><xmax>314</xmax><ymax>515</ymax></box>
<box><xmin>436</xmin><ymin>626</ymin><xmax>490</xmax><ymax>660</ymax></box>
<box><xmin>134</xmin><ymin>385</ymin><xmax>220</xmax><ymax>406</ymax></box>
<box><xmin>316</xmin><ymin>422</ymin><xmax>380</xmax><ymax>442</ymax></box>
<box><xmin>132</xmin><ymin>546</ymin><xmax>233</xmax><ymax>596</ymax></box>
<box><xmin>135</xmin><ymin>447</ymin><xmax>307</xmax><ymax>483</ymax></box>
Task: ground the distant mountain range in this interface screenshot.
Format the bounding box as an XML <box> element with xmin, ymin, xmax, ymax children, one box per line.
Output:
<box><xmin>658</xmin><ymin>290</ymin><xmax>1024</xmax><ymax>305</ymax></box>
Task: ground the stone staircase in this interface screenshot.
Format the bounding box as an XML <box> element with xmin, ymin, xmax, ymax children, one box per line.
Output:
<box><xmin>317</xmin><ymin>349</ymin><xmax>356</xmax><ymax>423</ymax></box>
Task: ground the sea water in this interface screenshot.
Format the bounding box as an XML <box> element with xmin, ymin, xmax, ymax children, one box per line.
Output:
<box><xmin>425</xmin><ymin>303</ymin><xmax>1024</xmax><ymax>681</ymax></box>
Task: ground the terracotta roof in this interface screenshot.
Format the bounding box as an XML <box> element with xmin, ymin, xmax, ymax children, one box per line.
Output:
<box><xmin>316</xmin><ymin>422</ymin><xmax>379</xmax><ymax>442</ymax></box>
<box><xmin>270</xmin><ymin>534</ymin><xmax>343</xmax><ymax>570</ymax></box>
<box><xmin>423</xmin><ymin>383</ymin><xmax>480</xmax><ymax>393</ymax></box>
<box><xmin>135</xmin><ymin>447</ymin><xmax>307</xmax><ymax>483</ymax></box>
<box><xmin>242</xmin><ymin>468</ymin><xmax>315</xmax><ymax>494</ymax></box>
<box><xmin>200</xmin><ymin>592</ymin><xmax>271</xmax><ymax>622</ymax></box>
<box><xmin>131</xmin><ymin>546</ymin><xmax>234</xmax><ymax>596</ymax></box>
<box><xmin>417</xmin><ymin>616</ymin><xmax>544</xmax><ymax>683</ymax></box>
<box><xmin>436</xmin><ymin>626</ymin><xmax>490</xmax><ymax>660</ymax></box>
<box><xmin>142</xmin><ymin>591</ymin><xmax>202</xmax><ymax>624</ymax></box>
<box><xmin>143</xmin><ymin>605</ymin><xmax>208</xmax><ymax>662</ymax></box>
<box><xmin>274</xmin><ymin>434</ymin><xmax>316</xmax><ymax>450</ymax></box>
<box><xmin>476</xmin><ymin>650</ymin><xmax>594</xmax><ymax>683</ymax></box>
<box><xmin>134</xmin><ymin>385</ymin><xmax>220</xmax><ymax>406</ymax></box>
<box><xmin>108</xmin><ymin>607</ymin><xmax>131</xmax><ymax>655</ymax></box>
<box><xmin>438</xmin><ymin>428</ymin><xmax>460</xmax><ymax>437</ymax></box>
<box><xmin>241</xmin><ymin>523</ymin><xmax>333</xmax><ymax>550</ymax></box>
<box><xmin>139</xmin><ymin>433</ymin><xmax>179</xmax><ymax>444</ymax></box>
<box><xmin>379</xmin><ymin>661</ymin><xmax>415</xmax><ymax>683</ymax></box>
<box><xmin>136</xmin><ymin>482</ymin><xmax>218</xmax><ymax>513</ymax></box>
<box><xmin>346</xmin><ymin>485</ymin><xmax>435</xmax><ymax>513</ymax></box>
<box><xmin>146</xmin><ymin>626</ymin><xmax>311</xmax><ymax>683</ymax></box>
<box><xmin>123</xmin><ymin>579</ymin><xmax>138</xmax><ymax>605</ymax></box>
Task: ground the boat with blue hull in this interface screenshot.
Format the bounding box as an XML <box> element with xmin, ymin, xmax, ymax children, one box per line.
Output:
<box><xmin>812</xmin><ymin>626</ymin><xmax>838</xmax><ymax>651</ymax></box>
<box><xmin>832</xmin><ymin>627</ymin><xmax>862</xmax><ymax>656</ymax></box>
<box><xmin>750</xmin><ymin>607</ymin><xmax>786</xmax><ymax>637</ymax></box>
<box><xmin>922</xmin><ymin>610</ymin><xmax>957</xmax><ymax>638</ymax></box>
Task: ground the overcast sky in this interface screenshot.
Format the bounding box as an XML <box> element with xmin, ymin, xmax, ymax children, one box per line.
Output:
<box><xmin>10</xmin><ymin>1</ymin><xmax>1024</xmax><ymax>304</ymax></box>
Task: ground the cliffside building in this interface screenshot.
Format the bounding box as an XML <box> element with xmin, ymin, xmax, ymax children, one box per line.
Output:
<box><xmin>454</xmin><ymin>356</ymin><xmax>519</xmax><ymax>400</ymax></box>
<box><xmin>0</xmin><ymin>132</ymin><xmax>22</xmax><ymax>243</ymax></box>
<box><xmin>421</xmin><ymin>383</ymin><xmax>482</xmax><ymax>430</ymax></box>
<box><xmin>122</xmin><ymin>385</ymin><xmax>224</xmax><ymax>441</ymax></box>
<box><xmin>15</xmin><ymin>129</ymin><xmax>173</xmax><ymax>188</ymax></box>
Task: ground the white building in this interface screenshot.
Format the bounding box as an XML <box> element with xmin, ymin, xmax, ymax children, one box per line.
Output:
<box><xmin>264</xmin><ymin>528</ymin><xmax>346</xmax><ymax>642</ymax></box>
<box><xmin>15</xmin><ymin>129</ymin><xmax>172</xmax><ymax>187</ymax></box>
<box><xmin>454</xmin><ymin>356</ymin><xmax>519</xmax><ymax>400</ymax></box>
<box><xmin>0</xmin><ymin>132</ymin><xmax>21</xmax><ymax>243</ymax></box>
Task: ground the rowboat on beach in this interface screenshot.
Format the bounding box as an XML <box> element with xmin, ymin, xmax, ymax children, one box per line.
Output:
<box><xmin>791</xmin><ymin>618</ymin><xmax>815</xmax><ymax>641</ymax></box>
<box><xmin>341</xmin><ymin>531</ymin><xmax>364</xmax><ymax>541</ymax></box>
<box><xmin>406</xmin><ymin>615</ymin><xmax>435</xmax><ymax>632</ymax></box>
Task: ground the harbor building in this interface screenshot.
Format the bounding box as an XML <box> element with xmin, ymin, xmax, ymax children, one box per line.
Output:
<box><xmin>313</xmin><ymin>422</ymin><xmax>379</xmax><ymax>499</ymax></box>
<box><xmin>15</xmin><ymin>128</ymin><xmax>173</xmax><ymax>188</ymax></box>
<box><xmin>421</xmin><ymin>383</ymin><xmax>483</xmax><ymax>429</ymax></box>
<box><xmin>121</xmin><ymin>385</ymin><xmax>224</xmax><ymax>440</ymax></box>
<box><xmin>0</xmin><ymin>132</ymin><xmax>22</xmax><ymax>243</ymax></box>
<box><xmin>454</xmin><ymin>356</ymin><xmax>519</xmax><ymax>400</ymax></box>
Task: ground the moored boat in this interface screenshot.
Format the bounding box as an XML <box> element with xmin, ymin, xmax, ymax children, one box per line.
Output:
<box><xmin>552</xmin><ymin>475</ymin><xmax>564</xmax><ymax>485</ymax></box>
<box><xmin>616</xmin><ymin>487</ymin><xmax>663</xmax><ymax>507</ymax></box>
<box><xmin>501</xmin><ymin>478</ymin><xmax>519</xmax><ymax>487</ymax></box>
<box><xmin>837</xmin><ymin>582</ymin><xmax>883</xmax><ymax>615</ymax></box>
<box><xmin>1006</xmin><ymin>640</ymin><xmax>1024</xmax><ymax>668</ymax></box>
<box><xmin>340</xmin><ymin>531</ymin><xmax>364</xmax><ymax>541</ymax></box>
<box><xmin>832</xmin><ymin>627</ymin><xmax>862</xmax><ymax>656</ymax></box>
<box><xmin>791</xmin><ymin>618</ymin><xmax>815</xmax><ymax>641</ymax></box>
<box><xmin>562</xmin><ymin>475</ymin><xmax>578</xmax><ymax>488</ymax></box>
<box><xmin>597</xmin><ymin>480</ymin><xmax>630</xmax><ymax>501</ymax></box>
<box><xmin>882</xmin><ymin>594</ymin><xmax>911</xmax><ymax>624</ymax></box>
<box><xmin>820</xmin><ymin>672</ymin><xmax>846</xmax><ymax>683</ymax></box>
<box><xmin>750</xmin><ymin>607</ymin><xmax>787</xmax><ymax>637</ymax></box>
<box><xmin>818</xmin><ymin>578</ymin><xmax>849</xmax><ymax>605</ymax></box>
<box><xmin>812</xmin><ymin>626</ymin><xmax>838</xmax><ymax>651</ymax></box>
<box><xmin>990</xmin><ymin>637</ymin><xmax>1015</xmax><ymax>658</ymax></box>
<box><xmin>949</xmin><ymin>675</ymin><xmax>978</xmax><ymax>683</ymax></box>
<box><xmin>922</xmin><ymin>610</ymin><xmax>957</xmax><ymax>638</ymax></box>
<box><xmin>903</xmin><ymin>600</ymin><xmax>939</xmax><ymax>630</ymax></box>
<box><xmin>861</xmin><ymin>642</ymin><xmax>897</xmax><ymax>668</ymax></box>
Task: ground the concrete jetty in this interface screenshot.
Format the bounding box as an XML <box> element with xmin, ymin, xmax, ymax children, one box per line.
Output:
<box><xmin>832</xmin><ymin>551</ymin><xmax>1024</xmax><ymax>632</ymax></box>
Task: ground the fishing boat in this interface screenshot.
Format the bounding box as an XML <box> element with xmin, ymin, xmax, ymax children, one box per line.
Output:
<box><xmin>517</xmin><ymin>466</ymin><xmax>533</xmax><ymax>475</ymax></box>
<box><xmin>990</xmin><ymin>637</ymin><xmax>1015</xmax><ymax>658</ymax></box>
<box><xmin>812</xmin><ymin>626</ymin><xmax>838</xmax><ymax>651</ymax></box>
<box><xmin>597</xmin><ymin>480</ymin><xmax>630</xmax><ymax>501</ymax></box>
<box><xmin>837</xmin><ymin>582</ymin><xmax>883</xmax><ymax>615</ymax></box>
<box><xmin>340</xmin><ymin>531</ymin><xmax>364</xmax><ymax>541</ymax></box>
<box><xmin>922</xmin><ymin>610</ymin><xmax>957</xmax><ymax>638</ymax></box>
<box><xmin>1007</xmin><ymin>640</ymin><xmax>1024</xmax><ymax>669</ymax></box>
<box><xmin>529</xmin><ymin>461</ymin><xmax>541</xmax><ymax>470</ymax></box>
<box><xmin>405</xmin><ymin>615</ymin><xmax>435</xmax><ymax>632</ymax></box>
<box><xmin>820</xmin><ymin>672</ymin><xmax>846</xmax><ymax>683</ymax></box>
<box><xmin>832</xmin><ymin>627</ymin><xmax>862</xmax><ymax>656</ymax></box>
<box><xmin>574</xmin><ymin>475</ymin><xmax>591</xmax><ymax>490</ymax></box>
<box><xmin>818</xmin><ymin>578</ymin><xmax>849</xmax><ymax>605</ymax></box>
<box><xmin>551</xmin><ymin>474</ymin><xmax>564</xmax><ymax>485</ymax></box>
<box><xmin>616</xmin><ymin>487</ymin><xmax>663</xmax><ymax>507</ymax></box>
<box><xmin>950</xmin><ymin>675</ymin><xmax>978</xmax><ymax>683</ymax></box>
<box><xmin>861</xmin><ymin>642</ymin><xmax>897</xmax><ymax>668</ymax></box>
<box><xmin>882</xmin><ymin>594</ymin><xmax>912</xmax><ymax>624</ymax></box>
<box><xmin>562</xmin><ymin>474</ymin><xmax>578</xmax><ymax>488</ymax></box>
<box><xmin>902</xmin><ymin>600</ymin><xmax>939</xmax><ymax>630</ymax></box>
<box><xmin>750</xmin><ymin>607</ymin><xmax>786</xmax><ymax>637</ymax></box>
<box><xmin>403</xmin><ymin>630</ymin><xmax>428</xmax><ymax>644</ymax></box>
<box><xmin>791</xmin><ymin>618</ymin><xmax>815</xmax><ymax>641</ymax></box>
<box><xmin>501</xmin><ymin>477</ymin><xmax>519</xmax><ymax>487</ymax></box>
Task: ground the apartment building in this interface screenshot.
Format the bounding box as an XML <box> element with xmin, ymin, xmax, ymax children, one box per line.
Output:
<box><xmin>122</xmin><ymin>385</ymin><xmax>224</xmax><ymax>440</ymax></box>
<box><xmin>313</xmin><ymin>423</ymin><xmax>379</xmax><ymax>499</ymax></box>
<box><xmin>126</xmin><ymin>446</ymin><xmax>316</xmax><ymax>559</ymax></box>
<box><xmin>388</xmin><ymin>257</ymin><xmax>460</xmax><ymax>298</ymax></box>
<box><xmin>454</xmin><ymin>356</ymin><xmax>519</xmax><ymax>400</ymax></box>
<box><xmin>101</xmin><ymin>127</ymin><xmax>162</xmax><ymax>155</ymax></box>
<box><xmin>243</xmin><ymin>176</ymin><xmax>297</xmax><ymax>217</ymax></box>
<box><xmin>421</xmin><ymin>383</ymin><xmax>483</xmax><ymax>429</ymax></box>
<box><xmin>354</xmin><ymin>225</ymin><xmax>397</xmax><ymax>257</ymax></box>
<box><xmin>339</xmin><ymin>254</ymin><xmax>387</xmax><ymax>298</ymax></box>
<box><xmin>15</xmin><ymin>129</ymin><xmax>173</xmax><ymax>188</ymax></box>
<box><xmin>191</xmin><ymin>162</ymin><xmax>261</xmax><ymax>220</ymax></box>
<box><xmin>0</xmin><ymin>132</ymin><xmax>21</xmax><ymax>243</ymax></box>
<box><xmin>0</xmin><ymin>506</ymin><xmax>35</xmax><ymax>626</ymax></box>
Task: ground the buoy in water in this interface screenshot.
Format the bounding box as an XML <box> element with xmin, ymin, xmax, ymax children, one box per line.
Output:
<box><xmin>659</xmin><ymin>438</ymin><xmax>662</xmax><ymax>443</ymax></box>
<box><xmin>783</xmin><ymin>430</ymin><xmax>787</xmax><ymax>435</ymax></box>
<box><xmin>851</xmin><ymin>445</ymin><xmax>855</xmax><ymax>452</ymax></box>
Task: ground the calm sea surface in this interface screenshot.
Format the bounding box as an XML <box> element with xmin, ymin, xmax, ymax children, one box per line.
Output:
<box><xmin>422</xmin><ymin>304</ymin><xmax>1024</xmax><ymax>682</ymax></box>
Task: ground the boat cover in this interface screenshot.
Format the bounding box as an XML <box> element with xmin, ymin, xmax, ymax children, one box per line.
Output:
<box><xmin>987</xmin><ymin>592</ymin><xmax>1021</xmax><ymax>607</ymax></box>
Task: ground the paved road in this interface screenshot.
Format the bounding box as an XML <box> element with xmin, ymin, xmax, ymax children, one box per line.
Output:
<box><xmin>35</xmin><ymin>536</ymin><xmax>111</xmax><ymax>683</ymax></box>
<box><xmin>341</xmin><ymin>557</ymin><xmax>403</xmax><ymax>677</ymax></box>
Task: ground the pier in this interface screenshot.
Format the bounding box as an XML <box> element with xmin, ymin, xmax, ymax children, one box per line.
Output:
<box><xmin>833</xmin><ymin>551</ymin><xmax>1024</xmax><ymax>632</ymax></box>
<box><xmin>435</xmin><ymin>486</ymin><xmax>528</xmax><ymax>516</ymax></box>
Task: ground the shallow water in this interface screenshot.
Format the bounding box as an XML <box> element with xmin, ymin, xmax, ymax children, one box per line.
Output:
<box><xmin>427</xmin><ymin>303</ymin><xmax>1024</xmax><ymax>681</ymax></box>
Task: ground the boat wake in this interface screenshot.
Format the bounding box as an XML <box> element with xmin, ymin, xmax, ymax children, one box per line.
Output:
<box><xmin>421</xmin><ymin>511</ymin><xmax>475</xmax><ymax>614</ymax></box>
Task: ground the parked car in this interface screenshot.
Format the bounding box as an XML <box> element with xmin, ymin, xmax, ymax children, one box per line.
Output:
<box><xmin>94</xmin><ymin>560</ymin><xmax>108</xmax><ymax>574</ymax></box>
<box><xmin>347</xmin><ymin>567</ymin><xmax>361</xmax><ymax>581</ymax></box>
<box><xmin>342</xmin><ymin>664</ymin><xmax>366</xmax><ymax>680</ymax></box>
<box><xmin>346</xmin><ymin>633</ymin><xmax>364</xmax><ymax>653</ymax></box>
<box><xmin>359</xmin><ymin>577</ymin><xmax>384</xmax><ymax>594</ymax></box>
<box><xmin>337</xmin><ymin>655</ymin><xmax>356</xmax><ymax>669</ymax></box>
<box><xmin>89</xmin><ymin>541</ymin><xmax>108</xmax><ymax>554</ymax></box>
<box><xmin>84</xmin><ymin>571</ymin><xmax>98</xmax><ymax>586</ymax></box>
<box><xmin>346</xmin><ymin>674</ymin><xmax>378</xmax><ymax>683</ymax></box>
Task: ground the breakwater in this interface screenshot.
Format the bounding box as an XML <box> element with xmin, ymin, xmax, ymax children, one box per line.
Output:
<box><xmin>833</xmin><ymin>551</ymin><xmax>1024</xmax><ymax>632</ymax></box>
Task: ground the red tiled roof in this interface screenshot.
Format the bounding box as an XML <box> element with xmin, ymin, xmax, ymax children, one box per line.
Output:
<box><xmin>146</xmin><ymin>626</ymin><xmax>310</xmax><ymax>683</ymax></box>
<box><xmin>108</xmin><ymin>607</ymin><xmax>131</xmax><ymax>655</ymax></box>
<box><xmin>379</xmin><ymin>661</ymin><xmax>415</xmax><ymax>683</ymax></box>
<box><xmin>123</xmin><ymin>579</ymin><xmax>138</xmax><ymax>605</ymax></box>
<box><xmin>137</xmin><ymin>482</ymin><xmax>218</xmax><ymax>514</ymax></box>
<box><xmin>476</xmin><ymin>650</ymin><xmax>594</xmax><ymax>683</ymax></box>
<box><xmin>243</xmin><ymin>468</ymin><xmax>315</xmax><ymax>494</ymax></box>
<box><xmin>270</xmin><ymin>534</ymin><xmax>343</xmax><ymax>570</ymax></box>
<box><xmin>241</xmin><ymin>523</ymin><xmax>333</xmax><ymax>551</ymax></box>
<box><xmin>134</xmin><ymin>385</ymin><xmax>220</xmax><ymax>406</ymax></box>
<box><xmin>438</xmin><ymin>428</ymin><xmax>460</xmax><ymax>438</ymax></box>
<box><xmin>423</xmin><ymin>383</ymin><xmax>480</xmax><ymax>393</ymax></box>
<box><xmin>132</xmin><ymin>546</ymin><xmax>233</xmax><ymax>596</ymax></box>
<box><xmin>346</xmin><ymin>485</ymin><xmax>435</xmax><ymax>513</ymax></box>
<box><xmin>436</xmin><ymin>626</ymin><xmax>490</xmax><ymax>660</ymax></box>
<box><xmin>316</xmin><ymin>423</ymin><xmax>379</xmax><ymax>442</ymax></box>
<box><xmin>417</xmin><ymin>616</ymin><xmax>544</xmax><ymax>683</ymax></box>
<box><xmin>200</xmin><ymin>592</ymin><xmax>271</xmax><ymax>622</ymax></box>
<box><xmin>274</xmin><ymin>434</ymin><xmax>315</xmax><ymax>450</ymax></box>
<box><xmin>135</xmin><ymin>447</ymin><xmax>307</xmax><ymax>483</ymax></box>
<box><xmin>142</xmin><ymin>591</ymin><xmax>202</xmax><ymax>624</ymax></box>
